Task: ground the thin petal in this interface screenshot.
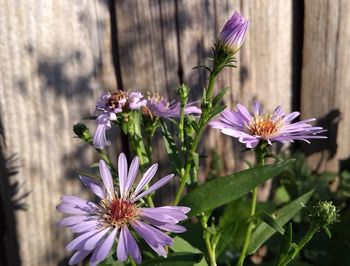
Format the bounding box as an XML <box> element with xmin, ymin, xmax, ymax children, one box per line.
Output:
<box><xmin>124</xmin><ymin>226</ymin><xmax>142</xmax><ymax>264</ymax></box>
<box><xmin>99</xmin><ymin>160</ymin><xmax>114</xmax><ymax>198</ymax></box>
<box><xmin>117</xmin><ymin>226</ymin><xmax>128</xmax><ymax>262</ymax></box>
<box><xmin>79</xmin><ymin>175</ymin><xmax>106</xmax><ymax>199</ymax></box>
<box><xmin>154</xmin><ymin>223</ymin><xmax>187</xmax><ymax>233</ymax></box>
<box><xmin>66</xmin><ymin>229</ymin><xmax>100</xmax><ymax>252</ymax></box>
<box><xmin>70</xmin><ymin>220</ymin><xmax>99</xmax><ymax>234</ymax></box>
<box><xmin>93</xmin><ymin>116</ymin><xmax>111</xmax><ymax>149</ymax></box>
<box><xmin>125</xmin><ymin>156</ymin><xmax>140</xmax><ymax>195</ymax></box>
<box><xmin>132</xmin><ymin>174</ymin><xmax>174</xmax><ymax>202</ymax></box>
<box><xmin>58</xmin><ymin>216</ymin><xmax>91</xmax><ymax>227</ymax></box>
<box><xmin>132</xmin><ymin>164</ymin><xmax>158</xmax><ymax>198</ymax></box>
<box><xmin>118</xmin><ymin>153</ymin><xmax>128</xmax><ymax>198</ymax></box>
<box><xmin>90</xmin><ymin>227</ymin><xmax>118</xmax><ymax>266</ymax></box>
<box><xmin>82</xmin><ymin>227</ymin><xmax>110</xmax><ymax>251</ymax></box>
<box><xmin>68</xmin><ymin>250</ymin><xmax>90</xmax><ymax>265</ymax></box>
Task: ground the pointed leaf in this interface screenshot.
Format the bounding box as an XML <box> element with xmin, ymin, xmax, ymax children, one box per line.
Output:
<box><xmin>215</xmin><ymin>221</ymin><xmax>238</xmax><ymax>257</ymax></box>
<box><xmin>255</xmin><ymin>210</ymin><xmax>285</xmax><ymax>235</ymax></box>
<box><xmin>180</xmin><ymin>160</ymin><xmax>295</xmax><ymax>217</ymax></box>
<box><xmin>247</xmin><ymin>190</ymin><xmax>314</xmax><ymax>254</ymax></box>
<box><xmin>275</xmin><ymin>223</ymin><xmax>293</xmax><ymax>266</ymax></box>
<box><xmin>170</xmin><ymin>236</ymin><xmax>202</xmax><ymax>254</ymax></box>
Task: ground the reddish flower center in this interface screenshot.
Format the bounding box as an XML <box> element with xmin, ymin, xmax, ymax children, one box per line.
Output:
<box><xmin>247</xmin><ymin>116</ymin><xmax>281</xmax><ymax>138</ymax></box>
<box><xmin>102</xmin><ymin>198</ymin><xmax>138</xmax><ymax>226</ymax></box>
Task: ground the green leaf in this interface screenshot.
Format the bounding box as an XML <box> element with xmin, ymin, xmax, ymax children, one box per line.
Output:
<box><xmin>212</xmin><ymin>87</ymin><xmax>230</xmax><ymax>106</ymax></box>
<box><xmin>180</xmin><ymin>160</ymin><xmax>294</xmax><ymax>217</ymax></box>
<box><xmin>161</xmin><ymin>121</ymin><xmax>180</xmax><ymax>175</ymax></box>
<box><xmin>208</xmin><ymin>105</ymin><xmax>226</xmax><ymax>120</ymax></box>
<box><xmin>247</xmin><ymin>190</ymin><xmax>314</xmax><ymax>254</ymax></box>
<box><xmin>275</xmin><ymin>223</ymin><xmax>293</xmax><ymax>266</ymax></box>
<box><xmin>255</xmin><ymin>210</ymin><xmax>285</xmax><ymax>235</ymax></box>
<box><xmin>141</xmin><ymin>252</ymin><xmax>203</xmax><ymax>266</ymax></box>
<box><xmin>215</xmin><ymin>221</ymin><xmax>238</xmax><ymax>257</ymax></box>
<box><xmin>170</xmin><ymin>236</ymin><xmax>202</xmax><ymax>254</ymax></box>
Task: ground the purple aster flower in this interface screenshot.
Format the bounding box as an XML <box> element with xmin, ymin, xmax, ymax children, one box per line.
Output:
<box><xmin>145</xmin><ymin>93</ymin><xmax>201</xmax><ymax>119</ymax></box>
<box><xmin>218</xmin><ymin>11</ymin><xmax>248</xmax><ymax>53</ymax></box>
<box><xmin>209</xmin><ymin>102</ymin><xmax>326</xmax><ymax>148</ymax></box>
<box><xmin>57</xmin><ymin>153</ymin><xmax>189</xmax><ymax>265</ymax></box>
<box><xmin>93</xmin><ymin>91</ymin><xmax>147</xmax><ymax>149</ymax></box>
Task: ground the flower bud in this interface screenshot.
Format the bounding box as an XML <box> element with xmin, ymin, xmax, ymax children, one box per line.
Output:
<box><xmin>309</xmin><ymin>201</ymin><xmax>339</xmax><ymax>229</ymax></box>
<box><xmin>217</xmin><ymin>11</ymin><xmax>248</xmax><ymax>54</ymax></box>
<box><xmin>73</xmin><ymin>122</ymin><xmax>93</xmax><ymax>144</ymax></box>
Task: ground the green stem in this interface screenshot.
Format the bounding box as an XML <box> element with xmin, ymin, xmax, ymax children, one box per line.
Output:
<box><xmin>173</xmin><ymin>72</ymin><xmax>217</xmax><ymax>205</ymax></box>
<box><xmin>205</xmin><ymin>73</ymin><xmax>217</xmax><ymax>101</ymax></box>
<box><xmin>237</xmin><ymin>187</ymin><xmax>258</xmax><ymax>266</ymax></box>
<box><xmin>279</xmin><ymin>226</ymin><xmax>319</xmax><ymax>266</ymax></box>
<box><xmin>95</xmin><ymin>148</ymin><xmax>117</xmax><ymax>173</ymax></box>
<box><xmin>237</xmin><ymin>151</ymin><xmax>265</xmax><ymax>266</ymax></box>
<box><xmin>205</xmin><ymin>233</ymin><xmax>217</xmax><ymax>266</ymax></box>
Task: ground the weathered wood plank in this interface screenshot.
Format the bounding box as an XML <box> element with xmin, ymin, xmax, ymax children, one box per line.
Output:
<box><xmin>0</xmin><ymin>0</ymin><xmax>116</xmax><ymax>265</ymax></box>
<box><xmin>301</xmin><ymin>0</ymin><xmax>350</xmax><ymax>172</ymax></box>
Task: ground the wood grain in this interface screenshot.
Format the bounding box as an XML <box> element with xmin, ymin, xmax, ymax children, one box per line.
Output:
<box><xmin>0</xmin><ymin>0</ymin><xmax>116</xmax><ymax>265</ymax></box>
<box><xmin>301</xmin><ymin>0</ymin><xmax>350</xmax><ymax>172</ymax></box>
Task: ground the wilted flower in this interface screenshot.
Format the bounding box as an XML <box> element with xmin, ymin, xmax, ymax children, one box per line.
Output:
<box><xmin>93</xmin><ymin>90</ymin><xmax>147</xmax><ymax>149</ymax></box>
<box><xmin>209</xmin><ymin>102</ymin><xmax>326</xmax><ymax>148</ymax></box>
<box><xmin>145</xmin><ymin>93</ymin><xmax>201</xmax><ymax>119</ymax></box>
<box><xmin>217</xmin><ymin>11</ymin><xmax>248</xmax><ymax>53</ymax></box>
<box><xmin>57</xmin><ymin>153</ymin><xmax>189</xmax><ymax>265</ymax></box>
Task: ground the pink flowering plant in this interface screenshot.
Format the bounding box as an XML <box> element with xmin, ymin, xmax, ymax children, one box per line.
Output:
<box><xmin>59</xmin><ymin>11</ymin><xmax>339</xmax><ymax>266</ymax></box>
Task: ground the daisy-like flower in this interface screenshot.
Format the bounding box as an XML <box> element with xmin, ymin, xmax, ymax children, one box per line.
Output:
<box><xmin>209</xmin><ymin>102</ymin><xmax>326</xmax><ymax>148</ymax></box>
<box><xmin>217</xmin><ymin>11</ymin><xmax>248</xmax><ymax>53</ymax></box>
<box><xmin>57</xmin><ymin>153</ymin><xmax>189</xmax><ymax>265</ymax></box>
<box><xmin>93</xmin><ymin>91</ymin><xmax>147</xmax><ymax>149</ymax></box>
<box><xmin>145</xmin><ymin>93</ymin><xmax>201</xmax><ymax>119</ymax></box>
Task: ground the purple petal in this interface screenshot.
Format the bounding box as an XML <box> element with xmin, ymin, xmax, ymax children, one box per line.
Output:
<box><xmin>131</xmin><ymin>220</ymin><xmax>173</xmax><ymax>246</ymax></box>
<box><xmin>70</xmin><ymin>220</ymin><xmax>99</xmax><ymax>234</ymax></box>
<box><xmin>124</xmin><ymin>226</ymin><xmax>142</xmax><ymax>264</ymax></box>
<box><xmin>79</xmin><ymin>175</ymin><xmax>106</xmax><ymax>199</ymax></box>
<box><xmin>68</xmin><ymin>250</ymin><xmax>90</xmax><ymax>265</ymax></box>
<box><xmin>99</xmin><ymin>160</ymin><xmax>114</xmax><ymax>198</ymax></box>
<box><xmin>58</xmin><ymin>216</ymin><xmax>90</xmax><ymax>227</ymax></box>
<box><xmin>66</xmin><ymin>229</ymin><xmax>100</xmax><ymax>252</ymax></box>
<box><xmin>236</xmin><ymin>104</ymin><xmax>252</xmax><ymax>122</ymax></box>
<box><xmin>93</xmin><ymin>115</ymin><xmax>111</xmax><ymax>149</ymax></box>
<box><xmin>82</xmin><ymin>227</ymin><xmax>110</xmax><ymax>251</ymax></box>
<box><xmin>125</xmin><ymin>156</ymin><xmax>140</xmax><ymax>196</ymax></box>
<box><xmin>90</xmin><ymin>227</ymin><xmax>118</xmax><ymax>266</ymax></box>
<box><xmin>132</xmin><ymin>174</ymin><xmax>174</xmax><ymax>202</ymax></box>
<box><xmin>118</xmin><ymin>153</ymin><xmax>128</xmax><ymax>198</ymax></box>
<box><xmin>132</xmin><ymin>164</ymin><xmax>158</xmax><ymax>198</ymax></box>
<box><xmin>145</xmin><ymin>207</ymin><xmax>188</xmax><ymax>222</ymax></box>
<box><xmin>56</xmin><ymin>202</ymin><xmax>98</xmax><ymax>215</ymax></box>
<box><xmin>154</xmin><ymin>223</ymin><xmax>187</xmax><ymax>233</ymax></box>
<box><xmin>131</xmin><ymin>221</ymin><xmax>168</xmax><ymax>257</ymax></box>
<box><xmin>117</xmin><ymin>226</ymin><xmax>128</xmax><ymax>262</ymax></box>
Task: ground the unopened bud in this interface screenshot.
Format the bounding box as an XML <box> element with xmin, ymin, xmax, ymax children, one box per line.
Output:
<box><xmin>73</xmin><ymin>123</ymin><xmax>93</xmax><ymax>144</ymax></box>
<box><xmin>310</xmin><ymin>201</ymin><xmax>339</xmax><ymax>229</ymax></box>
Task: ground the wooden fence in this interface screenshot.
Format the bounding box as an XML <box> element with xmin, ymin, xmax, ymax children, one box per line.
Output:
<box><xmin>0</xmin><ymin>0</ymin><xmax>349</xmax><ymax>265</ymax></box>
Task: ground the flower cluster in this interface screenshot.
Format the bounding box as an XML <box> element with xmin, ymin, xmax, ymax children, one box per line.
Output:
<box><xmin>93</xmin><ymin>91</ymin><xmax>147</xmax><ymax>149</ymax></box>
<box><xmin>146</xmin><ymin>93</ymin><xmax>201</xmax><ymax>119</ymax></box>
<box><xmin>209</xmin><ymin>102</ymin><xmax>326</xmax><ymax>148</ymax></box>
<box><xmin>93</xmin><ymin>90</ymin><xmax>201</xmax><ymax>149</ymax></box>
<box><xmin>57</xmin><ymin>153</ymin><xmax>189</xmax><ymax>265</ymax></box>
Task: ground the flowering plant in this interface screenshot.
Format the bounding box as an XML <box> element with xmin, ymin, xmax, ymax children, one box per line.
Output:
<box><xmin>59</xmin><ymin>11</ymin><xmax>338</xmax><ymax>266</ymax></box>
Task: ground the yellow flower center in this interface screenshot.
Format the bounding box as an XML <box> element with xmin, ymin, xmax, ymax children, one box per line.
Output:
<box><xmin>247</xmin><ymin>116</ymin><xmax>281</xmax><ymax>138</ymax></box>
